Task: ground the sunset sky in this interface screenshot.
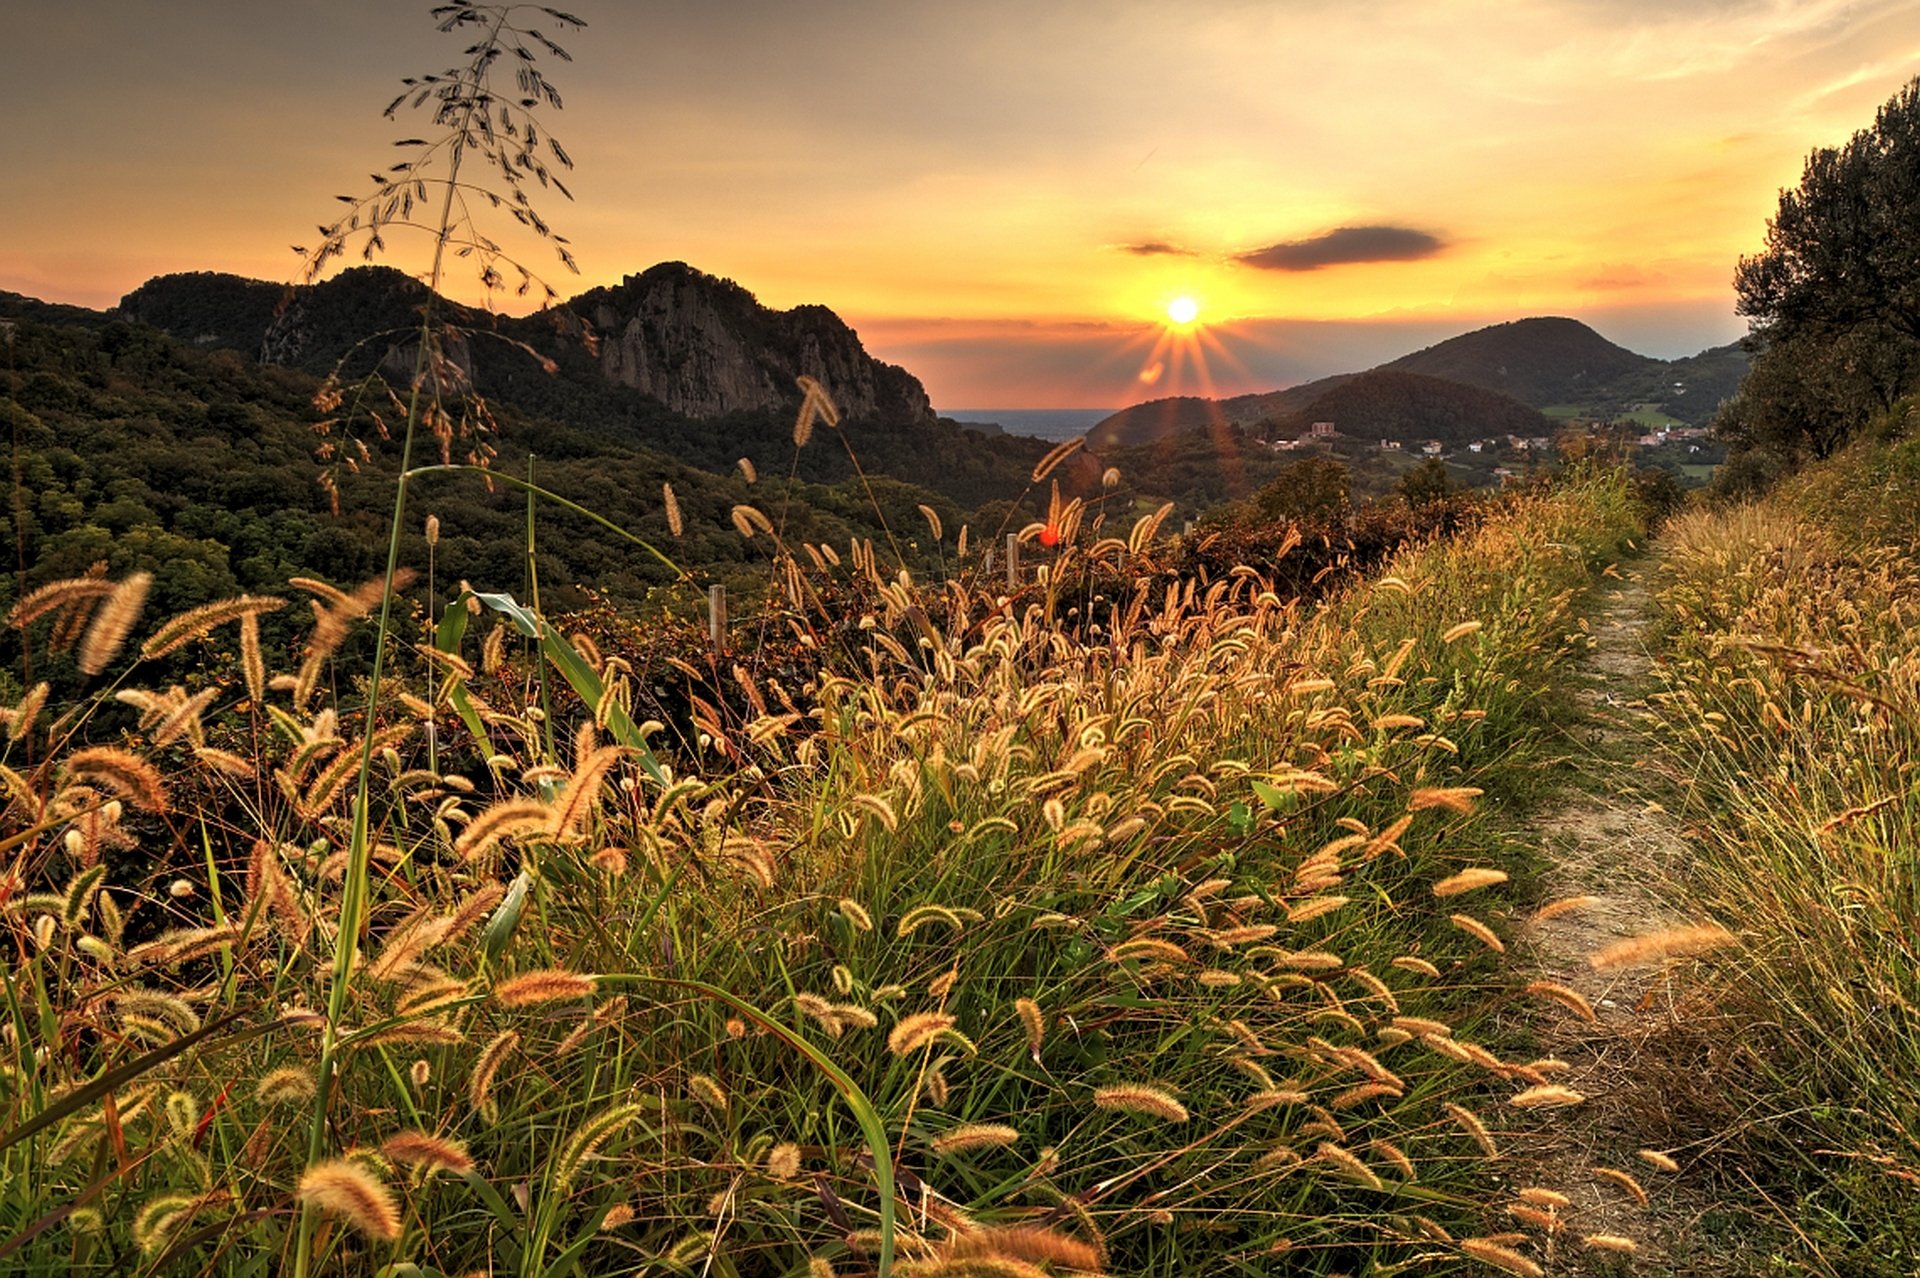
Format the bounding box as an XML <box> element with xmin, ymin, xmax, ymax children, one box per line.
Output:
<box><xmin>6</xmin><ymin>0</ymin><xmax>1918</xmax><ymax>408</ymax></box>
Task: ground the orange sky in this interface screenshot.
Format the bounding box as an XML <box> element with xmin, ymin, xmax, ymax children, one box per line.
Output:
<box><xmin>6</xmin><ymin>1</ymin><xmax>1918</xmax><ymax>408</ymax></box>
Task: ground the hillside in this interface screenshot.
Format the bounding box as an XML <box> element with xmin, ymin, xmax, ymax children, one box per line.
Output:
<box><xmin>112</xmin><ymin>265</ymin><xmax>1079</xmax><ymax>510</ymax></box>
<box><xmin>1381</xmin><ymin>316</ymin><xmax>1657</xmax><ymax>406</ymax></box>
<box><xmin>1258</xmin><ymin>368</ymin><xmax>1550</xmax><ymax>443</ymax></box>
<box><xmin>1088</xmin><ymin>317</ymin><xmax>1747</xmax><ymax>447</ymax></box>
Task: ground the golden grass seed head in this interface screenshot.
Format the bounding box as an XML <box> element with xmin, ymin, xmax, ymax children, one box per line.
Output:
<box><xmin>1316</xmin><ymin>1142</ymin><xmax>1384</xmax><ymax>1190</ymax></box>
<box><xmin>889</xmin><ymin>1011</ymin><xmax>957</xmax><ymax>1056</ymax></box>
<box><xmin>1449</xmin><ymin>912</ymin><xmax>1505</xmax><ymax>952</ymax></box>
<box><xmin>1458</xmin><ymin>1237</ymin><xmax>1543</xmax><ymax>1277</ymax></box>
<box><xmin>381</xmin><ymin>1130</ymin><xmax>474</xmax><ymax>1175</ymax></box>
<box><xmin>1092</xmin><ymin>1083</ymin><xmax>1188</xmax><ymax>1123</ymax></box>
<box><xmin>1638</xmin><ymin>1148</ymin><xmax>1681</xmax><ymax>1173</ymax></box>
<box><xmin>687</xmin><ymin>1073</ymin><xmax>728</xmax><ymax>1112</ymax></box>
<box><xmin>297</xmin><ymin>1158</ymin><xmax>402</xmax><ymax>1242</ymax></box>
<box><xmin>1593</xmin><ymin>1166</ymin><xmax>1650</xmax><ymax>1205</ymax></box>
<box><xmin>469</xmin><ymin>1029</ymin><xmax>520</xmax><ymax>1113</ymax></box>
<box><xmin>1433</xmin><ymin>867</ymin><xmax>1509</xmax><ymax>897</ymax></box>
<box><xmin>1443</xmin><ymin>1103</ymin><xmax>1499</xmax><ymax>1157</ymax></box>
<box><xmin>1014</xmin><ymin>997</ymin><xmax>1045</xmax><ymax>1057</ymax></box>
<box><xmin>1533</xmin><ymin>894</ymin><xmax>1602</xmax><ymax>922</ymax></box>
<box><xmin>1589</xmin><ymin>924</ymin><xmax>1735</xmax><ymax>969</ymax></box>
<box><xmin>492</xmin><ymin>968</ymin><xmax>597</xmax><ymax>1007</ymax></box>
<box><xmin>1582</xmin><ymin>1233</ymin><xmax>1639</xmax><ymax>1253</ymax></box>
<box><xmin>1509</xmin><ymin>1084</ymin><xmax>1586</xmax><ymax>1109</ymax></box>
<box><xmin>931</xmin><ymin>1123</ymin><xmax>1021</xmax><ymax>1155</ymax></box>
<box><xmin>765</xmin><ymin>1142</ymin><xmax>802</xmax><ymax>1179</ymax></box>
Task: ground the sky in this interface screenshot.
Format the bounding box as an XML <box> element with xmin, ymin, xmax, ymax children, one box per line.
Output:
<box><xmin>4</xmin><ymin>0</ymin><xmax>1918</xmax><ymax>409</ymax></box>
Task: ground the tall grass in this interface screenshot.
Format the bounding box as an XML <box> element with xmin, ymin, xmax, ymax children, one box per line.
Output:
<box><xmin>1647</xmin><ymin>435</ymin><xmax>1920</xmax><ymax>1273</ymax></box>
<box><xmin>0</xmin><ymin>471</ymin><xmax>1647</xmax><ymax>1274</ymax></box>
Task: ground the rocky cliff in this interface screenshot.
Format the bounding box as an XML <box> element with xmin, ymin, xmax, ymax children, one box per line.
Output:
<box><xmin>119</xmin><ymin>262</ymin><xmax>935</xmax><ymax>427</ymax></box>
<box><xmin>573</xmin><ymin>263</ymin><xmax>933</xmax><ymax>423</ymax></box>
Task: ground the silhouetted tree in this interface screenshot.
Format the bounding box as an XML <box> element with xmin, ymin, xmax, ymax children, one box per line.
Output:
<box><xmin>1730</xmin><ymin>76</ymin><xmax>1920</xmax><ymax>459</ymax></box>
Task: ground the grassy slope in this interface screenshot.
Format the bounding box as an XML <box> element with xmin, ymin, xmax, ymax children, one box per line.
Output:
<box><xmin>1646</xmin><ymin>436</ymin><xmax>1920</xmax><ymax>1274</ymax></box>
<box><xmin>0</xmin><ymin>473</ymin><xmax>1642</xmax><ymax>1275</ymax></box>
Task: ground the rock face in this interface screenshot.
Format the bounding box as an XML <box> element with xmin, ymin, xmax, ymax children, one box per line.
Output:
<box><xmin>576</xmin><ymin>263</ymin><xmax>934</xmax><ymax>424</ymax></box>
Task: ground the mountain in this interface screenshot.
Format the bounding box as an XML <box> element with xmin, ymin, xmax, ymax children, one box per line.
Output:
<box><xmin>572</xmin><ymin>263</ymin><xmax>933</xmax><ymax>424</ymax></box>
<box><xmin>1380</xmin><ymin>316</ymin><xmax>1657</xmax><ymax>406</ymax></box>
<box><xmin>119</xmin><ymin>263</ymin><xmax>934</xmax><ymax>428</ymax></box>
<box><xmin>1088</xmin><ymin>317</ymin><xmax>1748</xmax><ymax>447</ymax></box>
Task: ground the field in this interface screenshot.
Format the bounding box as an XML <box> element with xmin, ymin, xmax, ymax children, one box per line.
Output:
<box><xmin>0</xmin><ymin>468</ymin><xmax>1660</xmax><ymax>1275</ymax></box>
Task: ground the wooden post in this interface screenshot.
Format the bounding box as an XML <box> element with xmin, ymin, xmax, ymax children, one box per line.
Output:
<box><xmin>1182</xmin><ymin>520</ymin><xmax>1194</xmax><ymax>537</ymax></box>
<box><xmin>1005</xmin><ymin>534</ymin><xmax>1021</xmax><ymax>590</ymax></box>
<box><xmin>708</xmin><ymin>584</ymin><xmax>728</xmax><ymax>653</ymax></box>
<box><xmin>984</xmin><ymin>549</ymin><xmax>995</xmax><ymax>577</ymax></box>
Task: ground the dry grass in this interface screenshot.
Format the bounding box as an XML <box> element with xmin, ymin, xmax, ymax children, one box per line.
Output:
<box><xmin>0</xmin><ymin>473</ymin><xmax>1647</xmax><ymax>1273</ymax></box>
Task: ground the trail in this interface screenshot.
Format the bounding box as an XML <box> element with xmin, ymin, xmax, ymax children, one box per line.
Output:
<box><xmin>1508</xmin><ymin>556</ymin><xmax>1770</xmax><ymax>1275</ymax></box>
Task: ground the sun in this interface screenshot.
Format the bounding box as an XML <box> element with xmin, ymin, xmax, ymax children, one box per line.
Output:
<box><xmin>1167</xmin><ymin>295</ymin><xmax>1200</xmax><ymax>326</ymax></box>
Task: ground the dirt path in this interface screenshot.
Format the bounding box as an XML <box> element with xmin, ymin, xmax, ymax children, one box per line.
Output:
<box><xmin>1509</xmin><ymin>558</ymin><xmax>1771</xmax><ymax>1275</ymax></box>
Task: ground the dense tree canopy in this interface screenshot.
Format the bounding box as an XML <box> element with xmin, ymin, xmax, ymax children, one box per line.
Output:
<box><xmin>1727</xmin><ymin>77</ymin><xmax>1920</xmax><ymax>461</ymax></box>
<box><xmin>1736</xmin><ymin>78</ymin><xmax>1920</xmax><ymax>346</ymax></box>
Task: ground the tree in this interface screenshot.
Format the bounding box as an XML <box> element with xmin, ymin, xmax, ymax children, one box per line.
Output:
<box><xmin>1730</xmin><ymin>77</ymin><xmax>1920</xmax><ymax>459</ymax></box>
<box><xmin>1736</xmin><ymin>77</ymin><xmax>1920</xmax><ymax>346</ymax></box>
<box><xmin>1255</xmin><ymin>456</ymin><xmax>1349</xmax><ymax>523</ymax></box>
<box><xmin>1397</xmin><ymin>458</ymin><xmax>1454</xmax><ymax>506</ymax></box>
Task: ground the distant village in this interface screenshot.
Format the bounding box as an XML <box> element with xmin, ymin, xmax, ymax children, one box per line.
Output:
<box><xmin>1264</xmin><ymin>413</ymin><xmax>1720</xmax><ymax>487</ymax></box>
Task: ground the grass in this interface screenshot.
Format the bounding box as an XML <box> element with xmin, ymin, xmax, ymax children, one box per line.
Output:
<box><xmin>1643</xmin><ymin>435</ymin><xmax>1920</xmax><ymax>1275</ymax></box>
<box><xmin>0</xmin><ymin>469</ymin><xmax>1650</xmax><ymax>1274</ymax></box>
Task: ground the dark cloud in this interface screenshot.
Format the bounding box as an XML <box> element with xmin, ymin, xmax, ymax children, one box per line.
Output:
<box><xmin>1236</xmin><ymin>225</ymin><xmax>1446</xmax><ymax>272</ymax></box>
<box><xmin>1119</xmin><ymin>240</ymin><xmax>1196</xmax><ymax>256</ymax></box>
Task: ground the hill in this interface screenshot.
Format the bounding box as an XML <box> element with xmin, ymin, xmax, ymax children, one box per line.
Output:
<box><xmin>1380</xmin><ymin>316</ymin><xmax>1658</xmax><ymax>406</ymax></box>
<box><xmin>1088</xmin><ymin>317</ymin><xmax>1748</xmax><ymax>447</ymax></box>
<box><xmin>1260</xmin><ymin>369</ymin><xmax>1550</xmax><ymax>443</ymax></box>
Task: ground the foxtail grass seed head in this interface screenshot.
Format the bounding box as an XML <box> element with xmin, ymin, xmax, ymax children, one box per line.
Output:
<box><xmin>492</xmin><ymin>968</ymin><xmax>597</xmax><ymax>1007</ymax></box>
<box><xmin>662</xmin><ymin>482</ymin><xmax>684</xmax><ymax>536</ymax></box>
<box><xmin>1532</xmin><ymin>894</ymin><xmax>1602</xmax><ymax>922</ymax></box>
<box><xmin>1524</xmin><ymin>980</ymin><xmax>1597</xmax><ymax>1022</ymax></box>
<box><xmin>1444</xmin><ymin>1103</ymin><xmax>1499</xmax><ymax>1157</ymax></box>
<box><xmin>382</xmin><ymin>1130</ymin><xmax>474</xmax><ymax>1175</ymax></box>
<box><xmin>1093</xmin><ymin>1083</ymin><xmax>1189</xmax><ymax>1123</ymax></box>
<box><xmin>256</xmin><ymin>1067</ymin><xmax>319</xmax><ymax>1106</ymax></box>
<box><xmin>1589</xmin><ymin>924</ymin><xmax>1735</xmax><ymax>969</ymax></box>
<box><xmin>1582</xmin><ymin>1234</ymin><xmax>1639</xmax><ymax>1253</ymax></box>
<box><xmin>1509</xmin><ymin>1084</ymin><xmax>1585</xmax><ymax>1108</ymax></box>
<box><xmin>1409</xmin><ymin>786</ymin><xmax>1483</xmax><ymax>813</ymax></box>
<box><xmin>77</xmin><ymin>572</ymin><xmax>150</xmax><ymax>675</ymax></box>
<box><xmin>889</xmin><ymin>1012</ymin><xmax>957</xmax><ymax>1056</ymax></box>
<box><xmin>1593</xmin><ymin>1166</ymin><xmax>1650</xmax><ymax>1205</ymax></box>
<box><xmin>424</xmin><ymin>514</ymin><xmax>440</xmax><ymax>547</ymax></box>
<box><xmin>766</xmin><ymin>1142</ymin><xmax>802</xmax><ymax>1179</ymax></box>
<box><xmin>1638</xmin><ymin>1149</ymin><xmax>1681</xmax><ymax>1173</ymax></box>
<box><xmin>1450</xmin><ymin>912</ymin><xmax>1505</xmax><ymax>952</ymax></box>
<box><xmin>297</xmin><ymin>1159</ymin><xmax>402</xmax><ymax>1242</ymax></box>
<box><xmin>688</xmin><ymin>1073</ymin><xmax>728</xmax><ymax>1112</ymax></box>
<box><xmin>470</xmin><ymin>1029</ymin><xmax>519</xmax><ymax>1113</ymax></box>
<box><xmin>1458</xmin><ymin>1238</ymin><xmax>1543</xmax><ymax>1277</ymax></box>
<box><xmin>931</xmin><ymin>1123</ymin><xmax>1021</xmax><ymax>1154</ymax></box>
<box><xmin>1433</xmin><ymin>867</ymin><xmax>1508</xmax><ymax>897</ymax></box>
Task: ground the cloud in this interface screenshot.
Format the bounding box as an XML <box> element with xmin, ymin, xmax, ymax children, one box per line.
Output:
<box><xmin>1119</xmin><ymin>240</ymin><xmax>1196</xmax><ymax>256</ymax></box>
<box><xmin>1236</xmin><ymin>225</ymin><xmax>1446</xmax><ymax>272</ymax></box>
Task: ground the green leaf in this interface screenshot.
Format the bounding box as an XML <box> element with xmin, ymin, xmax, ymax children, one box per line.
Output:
<box><xmin>462</xmin><ymin>589</ymin><xmax>666</xmax><ymax>785</ymax></box>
